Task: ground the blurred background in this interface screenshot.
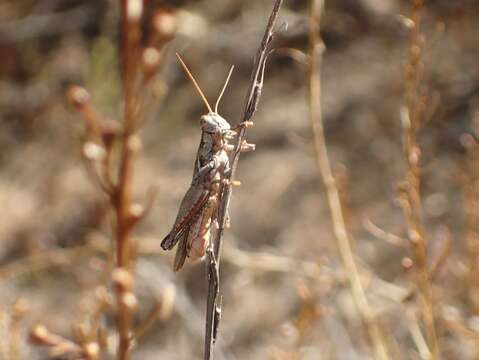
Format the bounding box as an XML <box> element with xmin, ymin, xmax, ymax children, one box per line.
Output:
<box><xmin>1</xmin><ymin>0</ymin><xmax>479</xmax><ymax>359</ymax></box>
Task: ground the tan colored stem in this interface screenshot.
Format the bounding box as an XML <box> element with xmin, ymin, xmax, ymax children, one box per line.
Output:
<box><xmin>401</xmin><ymin>1</ymin><xmax>439</xmax><ymax>358</ymax></box>
<box><xmin>116</xmin><ymin>1</ymin><xmax>142</xmax><ymax>359</ymax></box>
<box><xmin>308</xmin><ymin>1</ymin><xmax>389</xmax><ymax>359</ymax></box>
<box><xmin>464</xmin><ymin>141</ymin><xmax>479</xmax><ymax>314</ymax></box>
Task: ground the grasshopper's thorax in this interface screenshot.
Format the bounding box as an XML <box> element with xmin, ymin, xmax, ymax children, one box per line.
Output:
<box><xmin>198</xmin><ymin>112</ymin><xmax>232</xmax><ymax>162</ymax></box>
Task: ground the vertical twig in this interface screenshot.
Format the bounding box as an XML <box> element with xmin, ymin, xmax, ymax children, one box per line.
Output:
<box><xmin>399</xmin><ymin>1</ymin><xmax>439</xmax><ymax>358</ymax></box>
<box><xmin>463</xmin><ymin>129</ymin><xmax>479</xmax><ymax>315</ymax></box>
<box><xmin>116</xmin><ymin>1</ymin><xmax>142</xmax><ymax>359</ymax></box>
<box><xmin>204</xmin><ymin>1</ymin><xmax>283</xmax><ymax>359</ymax></box>
<box><xmin>307</xmin><ymin>1</ymin><xmax>389</xmax><ymax>359</ymax></box>
<box><xmin>460</xmin><ymin>133</ymin><xmax>479</xmax><ymax>357</ymax></box>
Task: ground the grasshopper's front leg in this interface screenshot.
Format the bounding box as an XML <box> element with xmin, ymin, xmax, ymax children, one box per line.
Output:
<box><xmin>223</xmin><ymin>140</ymin><xmax>256</xmax><ymax>153</ymax></box>
<box><xmin>192</xmin><ymin>158</ymin><xmax>217</xmax><ymax>183</ymax></box>
<box><xmin>231</xmin><ymin>121</ymin><xmax>254</xmax><ymax>132</ymax></box>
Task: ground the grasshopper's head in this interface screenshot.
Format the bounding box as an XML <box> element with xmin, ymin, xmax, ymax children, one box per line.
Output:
<box><xmin>200</xmin><ymin>112</ymin><xmax>231</xmax><ymax>135</ymax></box>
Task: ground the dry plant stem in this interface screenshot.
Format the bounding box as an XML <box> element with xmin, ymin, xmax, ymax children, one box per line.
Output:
<box><xmin>308</xmin><ymin>1</ymin><xmax>389</xmax><ymax>359</ymax></box>
<box><xmin>116</xmin><ymin>1</ymin><xmax>142</xmax><ymax>359</ymax></box>
<box><xmin>204</xmin><ymin>1</ymin><xmax>283</xmax><ymax>359</ymax></box>
<box><xmin>463</xmin><ymin>136</ymin><xmax>479</xmax><ymax>314</ymax></box>
<box><xmin>401</xmin><ymin>1</ymin><xmax>439</xmax><ymax>358</ymax></box>
<box><xmin>118</xmin><ymin>0</ymin><xmax>141</xmax><ymax>270</ymax></box>
<box><xmin>363</xmin><ymin>218</ymin><xmax>408</xmax><ymax>248</ymax></box>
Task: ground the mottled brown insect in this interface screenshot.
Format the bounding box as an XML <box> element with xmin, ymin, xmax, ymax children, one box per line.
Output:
<box><xmin>161</xmin><ymin>54</ymin><xmax>254</xmax><ymax>271</ymax></box>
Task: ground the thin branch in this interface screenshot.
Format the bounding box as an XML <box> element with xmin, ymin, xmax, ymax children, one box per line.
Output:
<box><xmin>204</xmin><ymin>1</ymin><xmax>283</xmax><ymax>359</ymax></box>
<box><xmin>363</xmin><ymin>218</ymin><xmax>408</xmax><ymax>248</ymax></box>
<box><xmin>462</xmin><ymin>131</ymin><xmax>479</xmax><ymax>314</ymax></box>
<box><xmin>115</xmin><ymin>1</ymin><xmax>143</xmax><ymax>359</ymax></box>
<box><xmin>307</xmin><ymin>1</ymin><xmax>389</xmax><ymax>359</ymax></box>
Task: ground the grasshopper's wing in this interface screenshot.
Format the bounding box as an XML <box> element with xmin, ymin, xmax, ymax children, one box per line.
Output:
<box><xmin>174</xmin><ymin>199</ymin><xmax>215</xmax><ymax>270</ymax></box>
<box><xmin>173</xmin><ymin>227</ymin><xmax>189</xmax><ymax>271</ymax></box>
<box><xmin>161</xmin><ymin>185</ymin><xmax>210</xmax><ymax>251</ymax></box>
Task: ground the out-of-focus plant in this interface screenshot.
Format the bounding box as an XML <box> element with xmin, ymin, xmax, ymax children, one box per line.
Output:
<box><xmin>29</xmin><ymin>1</ymin><xmax>176</xmax><ymax>359</ymax></box>
<box><xmin>397</xmin><ymin>0</ymin><xmax>440</xmax><ymax>358</ymax></box>
<box><xmin>307</xmin><ymin>1</ymin><xmax>390</xmax><ymax>358</ymax></box>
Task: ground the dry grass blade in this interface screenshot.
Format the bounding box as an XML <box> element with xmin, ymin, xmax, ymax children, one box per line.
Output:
<box><xmin>307</xmin><ymin>1</ymin><xmax>389</xmax><ymax>359</ymax></box>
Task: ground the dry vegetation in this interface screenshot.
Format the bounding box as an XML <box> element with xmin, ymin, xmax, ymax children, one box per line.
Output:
<box><xmin>1</xmin><ymin>0</ymin><xmax>479</xmax><ymax>359</ymax></box>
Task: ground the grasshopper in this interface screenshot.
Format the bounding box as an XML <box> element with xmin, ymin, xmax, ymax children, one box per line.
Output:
<box><xmin>161</xmin><ymin>54</ymin><xmax>254</xmax><ymax>271</ymax></box>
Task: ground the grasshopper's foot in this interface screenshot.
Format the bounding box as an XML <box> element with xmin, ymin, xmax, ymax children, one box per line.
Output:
<box><xmin>232</xmin><ymin>121</ymin><xmax>254</xmax><ymax>131</ymax></box>
<box><xmin>222</xmin><ymin>179</ymin><xmax>241</xmax><ymax>187</ymax></box>
<box><xmin>223</xmin><ymin>141</ymin><xmax>255</xmax><ymax>153</ymax></box>
<box><xmin>241</xmin><ymin>140</ymin><xmax>255</xmax><ymax>152</ymax></box>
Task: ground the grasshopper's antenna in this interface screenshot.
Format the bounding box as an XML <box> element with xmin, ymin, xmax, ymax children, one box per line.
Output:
<box><xmin>176</xmin><ymin>53</ymin><xmax>213</xmax><ymax>113</ymax></box>
<box><xmin>215</xmin><ymin>65</ymin><xmax>234</xmax><ymax>113</ymax></box>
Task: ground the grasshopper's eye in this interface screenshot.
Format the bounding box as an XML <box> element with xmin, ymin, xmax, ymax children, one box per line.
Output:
<box><xmin>201</xmin><ymin>113</ymin><xmax>230</xmax><ymax>134</ymax></box>
<box><xmin>200</xmin><ymin>114</ymin><xmax>218</xmax><ymax>133</ymax></box>
<box><xmin>211</xmin><ymin>114</ymin><xmax>231</xmax><ymax>133</ymax></box>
